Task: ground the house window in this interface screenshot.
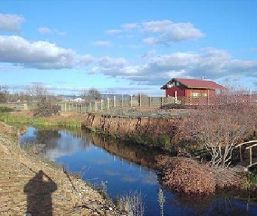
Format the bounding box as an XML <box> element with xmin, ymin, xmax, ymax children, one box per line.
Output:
<box><xmin>215</xmin><ymin>89</ymin><xmax>222</xmax><ymax>95</ymax></box>
<box><xmin>191</xmin><ymin>92</ymin><xmax>201</xmax><ymax>97</ymax></box>
<box><xmin>173</xmin><ymin>81</ymin><xmax>180</xmax><ymax>87</ymax></box>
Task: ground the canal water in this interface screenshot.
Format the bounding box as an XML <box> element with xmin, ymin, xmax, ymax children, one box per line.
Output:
<box><xmin>20</xmin><ymin>127</ymin><xmax>257</xmax><ymax>216</ymax></box>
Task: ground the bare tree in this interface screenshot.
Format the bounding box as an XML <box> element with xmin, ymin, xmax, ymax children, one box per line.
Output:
<box><xmin>180</xmin><ymin>93</ymin><xmax>257</xmax><ymax>168</ymax></box>
<box><xmin>80</xmin><ymin>88</ymin><xmax>101</xmax><ymax>101</ymax></box>
<box><xmin>27</xmin><ymin>84</ymin><xmax>48</xmax><ymax>102</ymax></box>
<box><xmin>26</xmin><ymin>84</ymin><xmax>60</xmax><ymax>117</ymax></box>
<box><xmin>0</xmin><ymin>85</ymin><xmax>9</xmax><ymax>103</ymax></box>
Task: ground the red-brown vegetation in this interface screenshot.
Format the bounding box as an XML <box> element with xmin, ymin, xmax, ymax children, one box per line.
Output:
<box><xmin>156</xmin><ymin>156</ymin><xmax>244</xmax><ymax>195</ymax></box>
<box><xmin>177</xmin><ymin>97</ymin><xmax>257</xmax><ymax>167</ymax></box>
<box><xmin>157</xmin><ymin>156</ymin><xmax>216</xmax><ymax>195</ymax></box>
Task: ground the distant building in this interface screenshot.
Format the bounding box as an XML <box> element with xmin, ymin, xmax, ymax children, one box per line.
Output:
<box><xmin>71</xmin><ymin>97</ymin><xmax>85</xmax><ymax>103</ymax></box>
<box><xmin>161</xmin><ymin>78</ymin><xmax>225</xmax><ymax>105</ymax></box>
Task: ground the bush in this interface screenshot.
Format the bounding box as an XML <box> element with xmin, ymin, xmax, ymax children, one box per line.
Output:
<box><xmin>0</xmin><ymin>106</ymin><xmax>14</xmax><ymax>113</ymax></box>
<box><xmin>178</xmin><ymin>102</ymin><xmax>257</xmax><ymax>168</ymax></box>
<box><xmin>157</xmin><ymin>156</ymin><xmax>216</xmax><ymax>195</ymax></box>
<box><xmin>33</xmin><ymin>101</ymin><xmax>60</xmax><ymax>117</ymax></box>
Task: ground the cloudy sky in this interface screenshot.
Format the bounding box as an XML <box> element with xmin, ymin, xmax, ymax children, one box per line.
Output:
<box><xmin>0</xmin><ymin>0</ymin><xmax>257</xmax><ymax>95</ymax></box>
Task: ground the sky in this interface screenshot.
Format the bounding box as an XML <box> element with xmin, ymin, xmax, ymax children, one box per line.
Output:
<box><xmin>0</xmin><ymin>0</ymin><xmax>257</xmax><ymax>95</ymax></box>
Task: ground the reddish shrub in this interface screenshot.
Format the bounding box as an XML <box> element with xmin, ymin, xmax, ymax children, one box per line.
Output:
<box><xmin>157</xmin><ymin>156</ymin><xmax>216</xmax><ymax>195</ymax></box>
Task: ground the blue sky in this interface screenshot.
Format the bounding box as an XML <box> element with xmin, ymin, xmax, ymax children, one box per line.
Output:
<box><xmin>0</xmin><ymin>0</ymin><xmax>257</xmax><ymax>95</ymax></box>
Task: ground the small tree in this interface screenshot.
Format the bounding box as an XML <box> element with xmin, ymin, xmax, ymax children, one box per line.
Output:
<box><xmin>81</xmin><ymin>88</ymin><xmax>101</xmax><ymax>101</ymax></box>
<box><xmin>0</xmin><ymin>85</ymin><xmax>9</xmax><ymax>103</ymax></box>
<box><xmin>27</xmin><ymin>84</ymin><xmax>48</xmax><ymax>103</ymax></box>
<box><xmin>27</xmin><ymin>84</ymin><xmax>60</xmax><ymax>117</ymax></box>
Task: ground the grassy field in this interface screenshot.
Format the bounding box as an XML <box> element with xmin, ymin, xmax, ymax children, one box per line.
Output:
<box><xmin>0</xmin><ymin>111</ymin><xmax>82</xmax><ymax>128</ymax></box>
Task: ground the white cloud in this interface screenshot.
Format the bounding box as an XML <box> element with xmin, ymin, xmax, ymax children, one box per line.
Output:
<box><xmin>0</xmin><ymin>35</ymin><xmax>76</xmax><ymax>69</ymax></box>
<box><xmin>94</xmin><ymin>56</ymin><xmax>128</xmax><ymax>75</ymax></box>
<box><xmin>38</xmin><ymin>26</ymin><xmax>66</xmax><ymax>36</ymax></box>
<box><xmin>91</xmin><ymin>48</ymin><xmax>257</xmax><ymax>85</ymax></box>
<box><xmin>142</xmin><ymin>20</ymin><xmax>204</xmax><ymax>44</ymax></box>
<box><xmin>0</xmin><ymin>13</ymin><xmax>24</xmax><ymax>32</ymax></box>
<box><xmin>38</xmin><ymin>27</ymin><xmax>52</xmax><ymax>34</ymax></box>
<box><xmin>143</xmin><ymin>37</ymin><xmax>159</xmax><ymax>45</ymax></box>
<box><xmin>106</xmin><ymin>23</ymin><xmax>138</xmax><ymax>35</ymax></box>
<box><xmin>121</xmin><ymin>23</ymin><xmax>138</xmax><ymax>30</ymax></box>
<box><xmin>79</xmin><ymin>54</ymin><xmax>95</xmax><ymax>65</ymax></box>
<box><xmin>106</xmin><ymin>19</ymin><xmax>204</xmax><ymax>45</ymax></box>
<box><xmin>92</xmin><ymin>40</ymin><xmax>112</xmax><ymax>47</ymax></box>
<box><xmin>1</xmin><ymin>32</ymin><xmax>256</xmax><ymax>86</ymax></box>
<box><xmin>106</xmin><ymin>29</ymin><xmax>122</xmax><ymax>35</ymax></box>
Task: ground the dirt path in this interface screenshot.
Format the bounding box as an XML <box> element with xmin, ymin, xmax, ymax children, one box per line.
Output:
<box><xmin>0</xmin><ymin>123</ymin><xmax>125</xmax><ymax>216</ymax></box>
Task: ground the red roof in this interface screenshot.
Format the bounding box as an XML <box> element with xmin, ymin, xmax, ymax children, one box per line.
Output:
<box><xmin>162</xmin><ymin>78</ymin><xmax>225</xmax><ymax>90</ymax></box>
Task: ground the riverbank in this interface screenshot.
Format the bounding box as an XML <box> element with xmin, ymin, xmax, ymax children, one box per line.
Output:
<box><xmin>0</xmin><ymin>122</ymin><xmax>125</xmax><ymax>216</ymax></box>
<box><xmin>82</xmin><ymin>112</ymin><xmax>183</xmax><ymax>153</ymax></box>
<box><xmin>1</xmin><ymin>111</ymin><xmax>256</xmax><ymax>196</ymax></box>
<box><xmin>75</xmin><ymin>130</ymin><xmax>250</xmax><ymax>196</ymax></box>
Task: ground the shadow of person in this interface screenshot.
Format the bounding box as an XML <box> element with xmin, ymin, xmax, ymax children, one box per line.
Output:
<box><xmin>24</xmin><ymin>170</ymin><xmax>57</xmax><ymax>216</ymax></box>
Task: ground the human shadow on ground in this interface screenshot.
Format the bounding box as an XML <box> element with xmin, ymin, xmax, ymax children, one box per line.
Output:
<box><xmin>24</xmin><ymin>170</ymin><xmax>57</xmax><ymax>216</ymax></box>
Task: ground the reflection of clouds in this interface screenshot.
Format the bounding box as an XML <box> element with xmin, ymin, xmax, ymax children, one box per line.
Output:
<box><xmin>94</xmin><ymin>159</ymin><xmax>110</xmax><ymax>165</ymax></box>
<box><xmin>142</xmin><ymin>172</ymin><xmax>158</xmax><ymax>185</ymax></box>
<box><xmin>20</xmin><ymin>127</ymin><xmax>37</xmax><ymax>145</ymax></box>
<box><xmin>121</xmin><ymin>176</ymin><xmax>138</xmax><ymax>183</ymax></box>
<box><xmin>21</xmin><ymin>128</ymin><xmax>93</xmax><ymax>161</ymax></box>
<box><xmin>44</xmin><ymin>131</ymin><xmax>93</xmax><ymax>161</ymax></box>
<box><xmin>104</xmin><ymin>170</ymin><xmax>120</xmax><ymax>176</ymax></box>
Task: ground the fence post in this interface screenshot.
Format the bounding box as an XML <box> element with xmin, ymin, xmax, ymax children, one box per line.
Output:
<box><xmin>89</xmin><ymin>102</ymin><xmax>92</xmax><ymax>112</ymax></box>
<box><xmin>113</xmin><ymin>96</ymin><xmax>116</xmax><ymax>108</ymax></box>
<box><xmin>249</xmin><ymin>90</ymin><xmax>252</xmax><ymax>104</ymax></box>
<box><xmin>95</xmin><ymin>101</ymin><xmax>97</xmax><ymax>112</ymax></box>
<box><xmin>207</xmin><ymin>89</ymin><xmax>209</xmax><ymax>106</ymax></box>
<box><xmin>121</xmin><ymin>94</ymin><xmax>124</xmax><ymax>108</ymax></box>
<box><xmin>149</xmin><ymin>96</ymin><xmax>151</xmax><ymax>108</ymax></box>
<box><xmin>139</xmin><ymin>93</ymin><xmax>141</xmax><ymax>107</ymax></box>
<box><xmin>130</xmin><ymin>95</ymin><xmax>133</xmax><ymax>107</ymax></box>
<box><xmin>107</xmin><ymin>98</ymin><xmax>110</xmax><ymax>110</ymax></box>
<box><xmin>100</xmin><ymin>99</ymin><xmax>103</xmax><ymax>110</ymax></box>
<box><xmin>24</xmin><ymin>103</ymin><xmax>28</xmax><ymax>111</ymax></box>
<box><xmin>160</xmin><ymin>97</ymin><xmax>163</xmax><ymax>107</ymax></box>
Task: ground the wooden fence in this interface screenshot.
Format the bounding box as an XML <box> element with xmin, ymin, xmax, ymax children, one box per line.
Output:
<box><xmin>59</xmin><ymin>95</ymin><xmax>177</xmax><ymax>113</ymax></box>
<box><xmin>0</xmin><ymin>103</ymin><xmax>28</xmax><ymax>111</ymax></box>
<box><xmin>2</xmin><ymin>93</ymin><xmax>257</xmax><ymax>113</ymax></box>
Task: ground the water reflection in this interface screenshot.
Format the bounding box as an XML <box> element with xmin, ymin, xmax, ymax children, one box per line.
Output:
<box><xmin>20</xmin><ymin>127</ymin><xmax>257</xmax><ymax>216</ymax></box>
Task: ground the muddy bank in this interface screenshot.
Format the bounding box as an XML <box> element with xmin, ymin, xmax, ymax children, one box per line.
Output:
<box><xmin>0</xmin><ymin>122</ymin><xmax>125</xmax><ymax>216</ymax></box>
<box><xmin>82</xmin><ymin>113</ymin><xmax>182</xmax><ymax>152</ymax></box>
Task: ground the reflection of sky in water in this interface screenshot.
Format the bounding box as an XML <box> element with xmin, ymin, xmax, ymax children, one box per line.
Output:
<box><xmin>21</xmin><ymin>128</ymin><xmax>257</xmax><ymax>216</ymax></box>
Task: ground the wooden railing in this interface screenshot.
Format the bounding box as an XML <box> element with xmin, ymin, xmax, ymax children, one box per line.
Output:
<box><xmin>235</xmin><ymin>140</ymin><xmax>257</xmax><ymax>168</ymax></box>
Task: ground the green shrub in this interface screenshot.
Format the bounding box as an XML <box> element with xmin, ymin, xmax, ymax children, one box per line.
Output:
<box><xmin>0</xmin><ymin>106</ymin><xmax>14</xmax><ymax>113</ymax></box>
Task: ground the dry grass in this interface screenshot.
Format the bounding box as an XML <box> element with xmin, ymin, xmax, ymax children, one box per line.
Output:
<box><xmin>0</xmin><ymin>122</ymin><xmax>125</xmax><ymax>216</ymax></box>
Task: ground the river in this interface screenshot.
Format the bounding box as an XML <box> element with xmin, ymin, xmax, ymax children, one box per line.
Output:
<box><xmin>20</xmin><ymin>127</ymin><xmax>257</xmax><ymax>216</ymax></box>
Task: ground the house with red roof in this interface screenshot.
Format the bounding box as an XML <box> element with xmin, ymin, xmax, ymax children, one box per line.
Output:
<box><xmin>161</xmin><ymin>78</ymin><xmax>225</xmax><ymax>105</ymax></box>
